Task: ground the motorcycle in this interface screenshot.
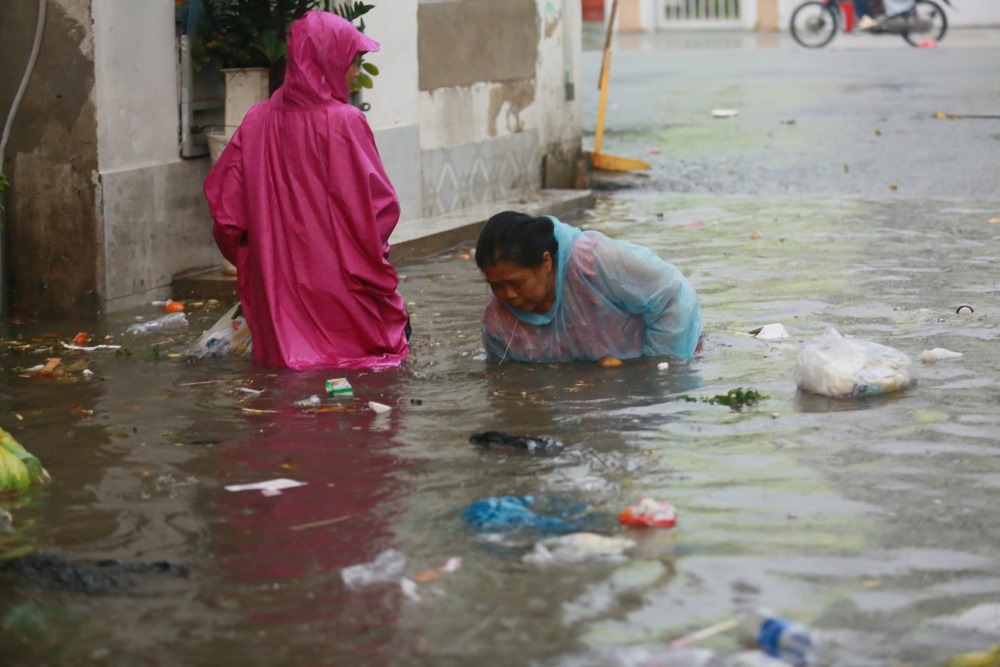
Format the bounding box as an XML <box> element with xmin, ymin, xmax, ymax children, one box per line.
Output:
<box><xmin>789</xmin><ymin>0</ymin><xmax>953</xmax><ymax>48</ymax></box>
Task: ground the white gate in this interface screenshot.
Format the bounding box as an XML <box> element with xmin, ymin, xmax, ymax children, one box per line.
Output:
<box><xmin>656</xmin><ymin>0</ymin><xmax>742</xmax><ymax>28</ymax></box>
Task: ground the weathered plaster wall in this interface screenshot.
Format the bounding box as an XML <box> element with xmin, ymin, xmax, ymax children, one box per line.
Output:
<box><xmin>363</xmin><ymin>0</ymin><xmax>423</xmax><ymax>222</ymax></box>
<box><xmin>92</xmin><ymin>0</ymin><xmax>178</xmax><ymax>169</ymax></box>
<box><xmin>0</xmin><ymin>0</ymin><xmax>101</xmax><ymax>317</ymax></box>
<box><xmin>417</xmin><ymin>0</ymin><xmax>539</xmax><ymax>148</ymax></box>
<box><xmin>415</xmin><ymin>0</ymin><xmax>583</xmax><ymax>216</ymax></box>
<box><xmin>535</xmin><ymin>0</ymin><xmax>583</xmax><ymax>187</ymax></box>
<box><xmin>92</xmin><ymin>0</ymin><xmax>216</xmax><ymax>312</ymax></box>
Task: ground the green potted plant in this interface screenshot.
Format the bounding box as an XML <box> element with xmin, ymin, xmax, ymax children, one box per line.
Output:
<box><xmin>194</xmin><ymin>0</ymin><xmax>378</xmax><ymax>159</ymax></box>
<box><xmin>194</xmin><ymin>0</ymin><xmax>378</xmax><ymax>96</ymax></box>
<box><xmin>332</xmin><ymin>1</ymin><xmax>380</xmax><ymax>93</ymax></box>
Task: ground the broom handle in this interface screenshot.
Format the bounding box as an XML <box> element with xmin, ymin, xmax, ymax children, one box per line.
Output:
<box><xmin>595</xmin><ymin>0</ymin><xmax>620</xmax><ymax>155</ymax></box>
<box><xmin>600</xmin><ymin>0</ymin><xmax>620</xmax><ymax>76</ymax></box>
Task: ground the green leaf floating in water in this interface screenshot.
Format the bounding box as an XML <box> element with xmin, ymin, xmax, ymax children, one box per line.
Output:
<box><xmin>674</xmin><ymin>387</ymin><xmax>769</xmax><ymax>412</ymax></box>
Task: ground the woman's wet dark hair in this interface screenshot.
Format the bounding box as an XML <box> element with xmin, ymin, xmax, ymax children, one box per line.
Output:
<box><xmin>475</xmin><ymin>211</ymin><xmax>559</xmax><ymax>270</ymax></box>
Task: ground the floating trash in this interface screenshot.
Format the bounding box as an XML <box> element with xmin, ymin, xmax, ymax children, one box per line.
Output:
<box><xmin>462</xmin><ymin>496</ymin><xmax>602</xmax><ymax>535</ymax></box>
<box><xmin>468</xmin><ymin>431</ymin><xmax>563</xmax><ymax>453</ymax></box>
<box><xmin>293</xmin><ymin>395</ymin><xmax>322</xmax><ymax>407</ymax></box>
<box><xmin>224</xmin><ymin>478</ymin><xmax>306</xmax><ymax>496</ymax></box>
<box><xmin>751</xmin><ymin>323</ymin><xmax>789</xmax><ymax>340</ymax></box>
<box><xmin>795</xmin><ymin>328</ymin><xmax>912</xmax><ymax>398</ymax></box>
<box><xmin>919</xmin><ymin>348</ymin><xmax>963</xmax><ymax>364</ymax></box>
<box><xmin>619</xmin><ymin>498</ymin><xmax>678</xmax><ymax>528</ymax></box>
<box><xmin>523</xmin><ymin>532</ymin><xmax>635</xmax><ymax>566</ymax></box>
<box><xmin>0</xmin><ymin>428</ymin><xmax>51</xmax><ymax>493</ymax></box>
<box><xmin>341</xmin><ymin>549</ymin><xmax>406</xmax><ymax>589</ymax></box>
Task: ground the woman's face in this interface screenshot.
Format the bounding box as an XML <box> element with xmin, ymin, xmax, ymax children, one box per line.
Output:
<box><xmin>345</xmin><ymin>53</ymin><xmax>363</xmax><ymax>89</ymax></box>
<box><xmin>481</xmin><ymin>253</ymin><xmax>555</xmax><ymax>314</ymax></box>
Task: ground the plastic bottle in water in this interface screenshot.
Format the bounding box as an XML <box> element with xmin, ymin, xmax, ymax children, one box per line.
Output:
<box><xmin>737</xmin><ymin>607</ymin><xmax>818</xmax><ymax>667</ymax></box>
<box><xmin>125</xmin><ymin>312</ymin><xmax>189</xmax><ymax>335</ymax></box>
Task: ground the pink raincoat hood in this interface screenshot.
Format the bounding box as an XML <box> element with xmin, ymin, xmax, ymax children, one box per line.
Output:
<box><xmin>279</xmin><ymin>11</ymin><xmax>379</xmax><ymax>107</ymax></box>
<box><xmin>204</xmin><ymin>11</ymin><xmax>408</xmax><ymax>370</ymax></box>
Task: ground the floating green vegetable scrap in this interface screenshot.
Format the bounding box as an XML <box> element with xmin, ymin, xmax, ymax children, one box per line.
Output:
<box><xmin>674</xmin><ymin>387</ymin><xmax>769</xmax><ymax>412</ymax></box>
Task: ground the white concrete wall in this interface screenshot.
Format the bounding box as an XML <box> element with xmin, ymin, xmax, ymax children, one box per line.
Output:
<box><xmin>921</xmin><ymin>0</ymin><xmax>1000</xmax><ymax>26</ymax></box>
<box><xmin>418</xmin><ymin>82</ymin><xmax>538</xmax><ymax>149</ymax></box>
<box><xmin>417</xmin><ymin>0</ymin><xmax>581</xmax><ymax>150</ymax></box>
<box><xmin>364</xmin><ymin>0</ymin><xmax>420</xmax><ymax>131</ymax></box>
<box><xmin>362</xmin><ymin>0</ymin><xmax>423</xmax><ymax>222</ymax></box>
<box><xmin>536</xmin><ymin>0</ymin><xmax>584</xmax><ymax>151</ymax></box>
<box><xmin>92</xmin><ymin>0</ymin><xmax>217</xmax><ymax>311</ymax></box>
<box><xmin>92</xmin><ymin>0</ymin><xmax>178</xmax><ymax>170</ymax></box>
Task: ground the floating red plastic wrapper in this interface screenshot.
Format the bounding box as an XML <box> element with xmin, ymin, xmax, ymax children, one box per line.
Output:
<box><xmin>619</xmin><ymin>498</ymin><xmax>678</xmax><ymax>528</ymax></box>
<box><xmin>72</xmin><ymin>332</ymin><xmax>89</xmax><ymax>346</ymax></box>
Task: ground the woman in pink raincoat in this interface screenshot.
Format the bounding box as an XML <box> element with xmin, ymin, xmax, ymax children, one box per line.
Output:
<box><xmin>205</xmin><ymin>11</ymin><xmax>409</xmax><ymax>370</ymax></box>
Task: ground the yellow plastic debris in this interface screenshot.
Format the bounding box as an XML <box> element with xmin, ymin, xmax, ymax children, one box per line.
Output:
<box><xmin>0</xmin><ymin>427</ymin><xmax>51</xmax><ymax>492</ymax></box>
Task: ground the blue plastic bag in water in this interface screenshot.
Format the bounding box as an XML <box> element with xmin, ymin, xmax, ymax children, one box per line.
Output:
<box><xmin>462</xmin><ymin>496</ymin><xmax>597</xmax><ymax>534</ymax></box>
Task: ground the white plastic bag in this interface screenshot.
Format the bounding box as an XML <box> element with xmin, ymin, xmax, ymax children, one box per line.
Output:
<box><xmin>795</xmin><ymin>327</ymin><xmax>913</xmax><ymax>398</ymax></box>
<box><xmin>341</xmin><ymin>549</ymin><xmax>407</xmax><ymax>588</ymax></box>
<box><xmin>522</xmin><ymin>532</ymin><xmax>635</xmax><ymax>566</ymax></box>
<box><xmin>189</xmin><ymin>303</ymin><xmax>253</xmax><ymax>358</ymax></box>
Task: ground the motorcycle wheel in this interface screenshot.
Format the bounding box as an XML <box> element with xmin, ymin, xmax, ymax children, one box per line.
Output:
<box><xmin>790</xmin><ymin>1</ymin><xmax>839</xmax><ymax>48</ymax></box>
<box><xmin>902</xmin><ymin>0</ymin><xmax>948</xmax><ymax>46</ymax></box>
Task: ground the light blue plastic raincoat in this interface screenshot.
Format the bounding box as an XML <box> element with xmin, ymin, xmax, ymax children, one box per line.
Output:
<box><xmin>481</xmin><ymin>219</ymin><xmax>702</xmax><ymax>363</ymax></box>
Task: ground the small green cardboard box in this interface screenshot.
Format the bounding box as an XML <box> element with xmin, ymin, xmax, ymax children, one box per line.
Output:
<box><xmin>325</xmin><ymin>378</ymin><xmax>353</xmax><ymax>398</ymax></box>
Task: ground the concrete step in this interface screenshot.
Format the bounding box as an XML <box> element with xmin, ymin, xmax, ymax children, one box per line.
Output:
<box><xmin>172</xmin><ymin>189</ymin><xmax>594</xmax><ymax>303</ymax></box>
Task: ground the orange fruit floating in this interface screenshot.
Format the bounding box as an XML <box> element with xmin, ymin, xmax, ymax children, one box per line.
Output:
<box><xmin>164</xmin><ymin>301</ymin><xmax>185</xmax><ymax>313</ymax></box>
<box><xmin>72</xmin><ymin>332</ymin><xmax>89</xmax><ymax>346</ymax></box>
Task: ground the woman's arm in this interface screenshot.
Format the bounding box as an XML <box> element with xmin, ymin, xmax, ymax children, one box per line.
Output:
<box><xmin>204</xmin><ymin>132</ymin><xmax>248</xmax><ymax>265</ymax></box>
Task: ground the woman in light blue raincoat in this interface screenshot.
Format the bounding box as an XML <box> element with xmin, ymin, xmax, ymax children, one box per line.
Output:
<box><xmin>476</xmin><ymin>211</ymin><xmax>702</xmax><ymax>363</ymax></box>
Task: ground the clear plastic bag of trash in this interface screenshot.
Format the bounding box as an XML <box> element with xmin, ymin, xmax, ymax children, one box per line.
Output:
<box><xmin>795</xmin><ymin>327</ymin><xmax>913</xmax><ymax>398</ymax></box>
<box><xmin>189</xmin><ymin>302</ymin><xmax>253</xmax><ymax>358</ymax></box>
<box><xmin>340</xmin><ymin>548</ymin><xmax>407</xmax><ymax>588</ymax></box>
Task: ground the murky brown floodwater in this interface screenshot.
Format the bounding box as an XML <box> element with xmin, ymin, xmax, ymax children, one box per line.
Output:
<box><xmin>1</xmin><ymin>193</ymin><xmax>998</xmax><ymax>666</ymax></box>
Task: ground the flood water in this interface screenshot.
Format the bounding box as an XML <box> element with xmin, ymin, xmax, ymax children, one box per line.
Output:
<box><xmin>1</xmin><ymin>191</ymin><xmax>998</xmax><ymax>666</ymax></box>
